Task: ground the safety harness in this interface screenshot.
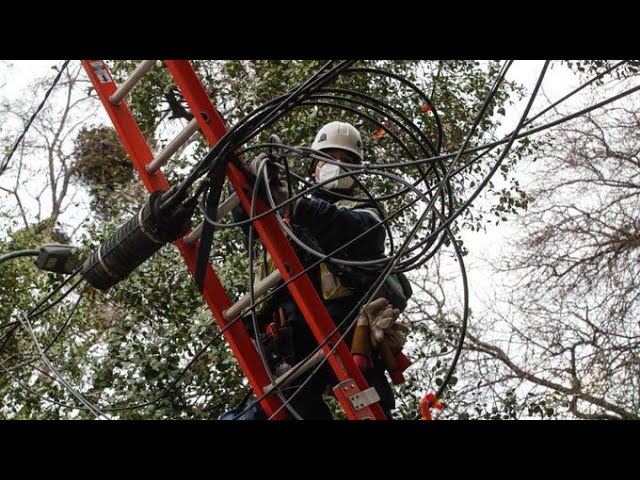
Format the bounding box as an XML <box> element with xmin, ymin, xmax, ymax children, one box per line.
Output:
<box><xmin>249</xmin><ymin>198</ymin><xmax>412</xmax><ymax>373</ymax></box>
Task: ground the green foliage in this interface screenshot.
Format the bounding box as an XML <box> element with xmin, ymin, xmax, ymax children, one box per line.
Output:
<box><xmin>110</xmin><ymin>61</ymin><xmax>175</xmax><ymax>136</ymax></box>
<box><xmin>73</xmin><ymin>126</ymin><xmax>133</xmax><ymax>189</ymax></box>
<box><xmin>73</xmin><ymin>126</ymin><xmax>136</xmax><ymax>219</ymax></box>
<box><xmin>0</xmin><ymin>220</ymin><xmax>92</xmax><ymax>419</ymax></box>
<box><xmin>65</xmin><ymin>192</ymin><xmax>247</xmax><ymax>418</ymax></box>
<box><xmin>0</xmin><ymin>219</ymin><xmax>58</xmax><ymax>322</ymax></box>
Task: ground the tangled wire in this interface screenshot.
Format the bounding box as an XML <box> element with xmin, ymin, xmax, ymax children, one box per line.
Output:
<box><xmin>160</xmin><ymin>59</ymin><xmax>538</xmax><ymax>419</ymax></box>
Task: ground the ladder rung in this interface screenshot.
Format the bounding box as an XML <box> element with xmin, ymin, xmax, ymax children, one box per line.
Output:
<box><xmin>223</xmin><ymin>269</ymin><xmax>282</xmax><ymax>321</ymax></box>
<box><xmin>184</xmin><ymin>193</ymin><xmax>240</xmax><ymax>245</ymax></box>
<box><xmin>146</xmin><ymin>118</ymin><xmax>200</xmax><ymax>174</ymax></box>
<box><xmin>263</xmin><ymin>349</ymin><xmax>325</xmax><ymax>394</ymax></box>
<box><xmin>109</xmin><ymin>60</ymin><xmax>156</xmax><ymax>105</ymax></box>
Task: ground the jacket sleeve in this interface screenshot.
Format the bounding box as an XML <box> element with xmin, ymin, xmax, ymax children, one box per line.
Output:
<box><xmin>293</xmin><ymin>197</ymin><xmax>386</xmax><ymax>259</ymax></box>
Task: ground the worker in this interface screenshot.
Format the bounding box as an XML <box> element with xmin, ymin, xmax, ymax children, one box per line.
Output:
<box><xmin>230</xmin><ymin>121</ymin><xmax>409</xmax><ymax>419</ymax></box>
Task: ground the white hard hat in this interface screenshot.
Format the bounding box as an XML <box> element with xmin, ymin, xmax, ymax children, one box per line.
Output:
<box><xmin>311</xmin><ymin>121</ymin><xmax>363</xmax><ymax>162</ymax></box>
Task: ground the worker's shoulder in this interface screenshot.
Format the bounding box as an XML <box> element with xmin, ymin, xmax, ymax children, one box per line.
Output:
<box><xmin>335</xmin><ymin>198</ymin><xmax>386</xmax><ymax>218</ymax></box>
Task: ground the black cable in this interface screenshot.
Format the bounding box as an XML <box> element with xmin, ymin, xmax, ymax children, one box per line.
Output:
<box><xmin>0</xmin><ymin>60</ymin><xmax>71</xmax><ymax>176</ymax></box>
<box><xmin>0</xmin><ymin>321</ymin><xmax>18</xmax><ymax>331</ymax></box>
<box><xmin>19</xmin><ymin>311</ymin><xmax>107</xmax><ymax>418</ymax></box>
<box><xmin>246</xmin><ymin>159</ymin><xmax>303</xmax><ymax>419</ymax></box>
<box><xmin>2</xmin><ymin>280</ymin><xmax>231</xmax><ymax>415</ymax></box>
<box><xmin>276</xmin><ymin>63</ymin><xmax>604</xmax><ymax>276</ymax></box>
<box><xmin>202</xmin><ymin>64</ymin><xmax>528</xmax><ymax>276</ymax></box>
<box><xmin>318</xmin><ymin>87</ymin><xmax>437</xmax><ymax>157</ymax></box>
<box><xmin>233</xmin><ymin>62</ymin><xmax>514</xmax><ymax>419</ymax></box>
<box><xmin>266</xmin><ymin>61</ymin><xmax>514</xmax><ymax>273</ymax></box>
<box><xmin>10</xmin><ymin>289</ymin><xmax>271</xmax><ymax>414</ymax></box>
<box><xmin>412</xmin><ymin>61</ymin><xmax>551</xmax><ymax>419</ymax></box>
<box><xmin>217</xmin><ymin>153</ymin><xmax>460</xmax><ymax>318</ymax></box>
<box><xmin>27</xmin><ymin>274</ymin><xmax>85</xmax><ymax>319</ymax></box>
<box><xmin>0</xmin><ymin>249</ymin><xmax>40</xmax><ymax>263</ymax></box>
<box><xmin>4</xmin><ymin>280</ymin><xmax>106</xmax><ymax>418</ymax></box>
<box><xmin>102</xmin><ymin>334</ymin><xmax>223</xmax><ymax>413</ymax></box>
<box><xmin>356</xmin><ymin>79</ymin><xmax>640</xmax><ymax>172</ymax></box>
<box><xmin>342</xmin><ymin>66</ymin><xmax>444</xmax><ymax>154</ymax></box>
<box><xmin>268</xmin><ymin>60</ymin><xmax>535</xmax><ymax>418</ymax></box>
<box><xmin>41</xmin><ymin>285</ymin><xmax>87</xmax><ymax>355</ymax></box>
<box><xmin>0</xmin><ymin>362</ymin><xmax>92</xmax><ymax>413</ymax></box>
<box><xmin>162</xmin><ymin>61</ymin><xmax>356</xmax><ymax>209</ymax></box>
<box><xmin>523</xmin><ymin>60</ymin><xmax>628</xmax><ymax>128</ymax></box>
<box><xmin>3</xmin><ymin>285</ymin><xmax>88</xmax><ymax>374</ymax></box>
<box><xmin>0</xmin><ymin>268</ymin><xmax>83</xmax><ymax>360</ymax></box>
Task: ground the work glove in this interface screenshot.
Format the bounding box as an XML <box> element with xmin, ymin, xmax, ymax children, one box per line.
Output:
<box><xmin>246</xmin><ymin>152</ymin><xmax>273</xmax><ymax>177</ymax></box>
<box><xmin>384</xmin><ymin>322</ymin><xmax>410</xmax><ymax>352</ymax></box>
<box><xmin>247</xmin><ymin>153</ymin><xmax>283</xmax><ymax>199</ymax></box>
<box><xmin>359</xmin><ymin>297</ymin><xmax>401</xmax><ymax>348</ymax></box>
<box><xmin>270</xmin><ymin>180</ymin><xmax>295</xmax><ymax>217</ymax></box>
<box><xmin>246</xmin><ymin>153</ymin><xmax>295</xmax><ymax>216</ymax></box>
<box><xmin>247</xmin><ymin>153</ymin><xmax>284</xmax><ymax>187</ymax></box>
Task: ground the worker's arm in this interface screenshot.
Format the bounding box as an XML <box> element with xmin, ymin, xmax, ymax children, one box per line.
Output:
<box><xmin>293</xmin><ymin>196</ymin><xmax>385</xmax><ymax>259</ymax></box>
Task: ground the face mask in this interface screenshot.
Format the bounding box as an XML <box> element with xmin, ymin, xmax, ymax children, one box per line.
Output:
<box><xmin>318</xmin><ymin>162</ymin><xmax>355</xmax><ymax>190</ymax></box>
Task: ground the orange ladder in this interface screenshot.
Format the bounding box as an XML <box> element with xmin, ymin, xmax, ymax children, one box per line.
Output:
<box><xmin>81</xmin><ymin>60</ymin><xmax>386</xmax><ymax>420</ymax></box>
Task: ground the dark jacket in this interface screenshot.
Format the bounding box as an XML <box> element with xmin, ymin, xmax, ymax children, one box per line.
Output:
<box><xmin>293</xmin><ymin>194</ymin><xmax>386</xmax><ymax>261</ymax></box>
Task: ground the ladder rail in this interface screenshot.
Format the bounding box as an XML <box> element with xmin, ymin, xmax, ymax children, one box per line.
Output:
<box><xmin>81</xmin><ymin>60</ymin><xmax>287</xmax><ymax>420</ymax></box>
